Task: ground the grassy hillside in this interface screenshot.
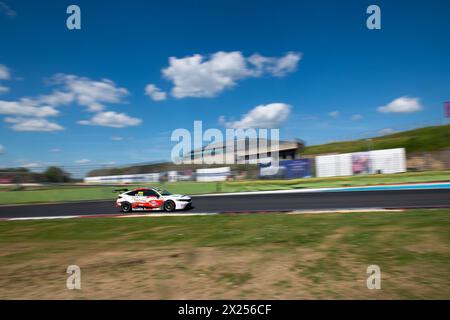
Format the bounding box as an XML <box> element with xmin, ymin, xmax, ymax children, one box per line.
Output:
<box><xmin>303</xmin><ymin>124</ymin><xmax>450</xmax><ymax>155</ymax></box>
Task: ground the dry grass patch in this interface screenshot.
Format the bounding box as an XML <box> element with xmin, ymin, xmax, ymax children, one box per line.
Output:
<box><xmin>0</xmin><ymin>209</ymin><xmax>449</xmax><ymax>299</ymax></box>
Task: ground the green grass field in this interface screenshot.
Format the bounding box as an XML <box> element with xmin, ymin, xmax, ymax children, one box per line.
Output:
<box><xmin>0</xmin><ymin>170</ymin><xmax>449</xmax><ymax>205</ymax></box>
<box><xmin>0</xmin><ymin>209</ymin><xmax>449</xmax><ymax>299</ymax></box>
<box><xmin>303</xmin><ymin>124</ymin><xmax>450</xmax><ymax>155</ymax></box>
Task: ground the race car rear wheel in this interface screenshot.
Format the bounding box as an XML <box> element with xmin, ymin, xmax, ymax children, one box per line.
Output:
<box><xmin>164</xmin><ymin>200</ymin><xmax>176</xmax><ymax>212</ymax></box>
<box><xmin>121</xmin><ymin>202</ymin><xmax>132</xmax><ymax>213</ymax></box>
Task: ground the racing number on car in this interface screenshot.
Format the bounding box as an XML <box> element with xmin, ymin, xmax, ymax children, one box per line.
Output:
<box><xmin>134</xmin><ymin>192</ymin><xmax>146</xmax><ymax>202</ymax></box>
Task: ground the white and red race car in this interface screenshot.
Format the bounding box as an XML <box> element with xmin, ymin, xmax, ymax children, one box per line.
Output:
<box><xmin>115</xmin><ymin>187</ymin><xmax>192</xmax><ymax>213</ymax></box>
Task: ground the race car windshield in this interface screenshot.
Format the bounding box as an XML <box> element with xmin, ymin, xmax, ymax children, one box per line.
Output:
<box><xmin>160</xmin><ymin>189</ymin><xmax>172</xmax><ymax>195</ymax></box>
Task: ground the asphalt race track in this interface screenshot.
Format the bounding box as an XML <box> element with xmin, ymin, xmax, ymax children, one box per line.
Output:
<box><xmin>1</xmin><ymin>189</ymin><xmax>450</xmax><ymax>219</ymax></box>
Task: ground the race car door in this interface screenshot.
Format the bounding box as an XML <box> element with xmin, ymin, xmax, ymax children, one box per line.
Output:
<box><xmin>142</xmin><ymin>189</ymin><xmax>164</xmax><ymax>209</ymax></box>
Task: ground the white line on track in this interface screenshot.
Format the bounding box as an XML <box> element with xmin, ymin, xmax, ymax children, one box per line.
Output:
<box><xmin>116</xmin><ymin>212</ymin><xmax>218</xmax><ymax>218</ymax></box>
<box><xmin>7</xmin><ymin>215</ymin><xmax>80</xmax><ymax>221</ymax></box>
<box><xmin>287</xmin><ymin>208</ymin><xmax>404</xmax><ymax>215</ymax></box>
<box><xmin>3</xmin><ymin>208</ymin><xmax>409</xmax><ymax>221</ymax></box>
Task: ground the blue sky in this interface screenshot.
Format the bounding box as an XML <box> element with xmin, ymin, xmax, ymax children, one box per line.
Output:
<box><xmin>0</xmin><ymin>0</ymin><xmax>449</xmax><ymax>172</ymax></box>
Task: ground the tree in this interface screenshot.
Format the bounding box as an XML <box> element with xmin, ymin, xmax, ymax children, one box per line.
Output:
<box><xmin>43</xmin><ymin>166</ymin><xmax>71</xmax><ymax>183</ymax></box>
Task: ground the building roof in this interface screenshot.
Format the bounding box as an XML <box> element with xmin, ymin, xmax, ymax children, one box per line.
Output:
<box><xmin>188</xmin><ymin>138</ymin><xmax>303</xmax><ymax>154</ymax></box>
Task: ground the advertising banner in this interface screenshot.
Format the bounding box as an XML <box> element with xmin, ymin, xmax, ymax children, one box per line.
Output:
<box><xmin>352</xmin><ymin>152</ymin><xmax>370</xmax><ymax>174</ymax></box>
<box><xmin>280</xmin><ymin>159</ymin><xmax>311</xmax><ymax>179</ymax></box>
<box><xmin>445</xmin><ymin>101</ymin><xmax>450</xmax><ymax>118</ymax></box>
<box><xmin>259</xmin><ymin>159</ymin><xmax>311</xmax><ymax>179</ymax></box>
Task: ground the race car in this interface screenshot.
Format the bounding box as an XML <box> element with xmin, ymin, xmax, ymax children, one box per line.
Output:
<box><xmin>115</xmin><ymin>187</ymin><xmax>192</xmax><ymax>213</ymax></box>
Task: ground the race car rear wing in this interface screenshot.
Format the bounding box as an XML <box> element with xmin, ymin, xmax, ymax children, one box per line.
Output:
<box><xmin>112</xmin><ymin>188</ymin><xmax>129</xmax><ymax>193</ymax></box>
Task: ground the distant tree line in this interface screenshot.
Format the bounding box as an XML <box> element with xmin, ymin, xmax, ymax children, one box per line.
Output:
<box><xmin>0</xmin><ymin>166</ymin><xmax>72</xmax><ymax>183</ymax></box>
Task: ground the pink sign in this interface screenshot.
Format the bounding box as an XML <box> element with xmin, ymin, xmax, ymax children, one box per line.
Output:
<box><xmin>445</xmin><ymin>102</ymin><xmax>450</xmax><ymax>118</ymax></box>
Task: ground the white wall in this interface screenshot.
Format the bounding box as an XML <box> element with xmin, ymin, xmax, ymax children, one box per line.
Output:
<box><xmin>316</xmin><ymin>153</ymin><xmax>352</xmax><ymax>177</ymax></box>
<box><xmin>369</xmin><ymin>148</ymin><xmax>406</xmax><ymax>174</ymax></box>
<box><xmin>196</xmin><ymin>167</ymin><xmax>230</xmax><ymax>182</ymax></box>
<box><xmin>315</xmin><ymin>148</ymin><xmax>406</xmax><ymax>177</ymax></box>
<box><xmin>84</xmin><ymin>173</ymin><xmax>160</xmax><ymax>184</ymax></box>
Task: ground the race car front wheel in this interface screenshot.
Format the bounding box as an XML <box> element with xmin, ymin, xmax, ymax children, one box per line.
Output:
<box><xmin>121</xmin><ymin>202</ymin><xmax>132</xmax><ymax>213</ymax></box>
<box><xmin>164</xmin><ymin>200</ymin><xmax>176</xmax><ymax>212</ymax></box>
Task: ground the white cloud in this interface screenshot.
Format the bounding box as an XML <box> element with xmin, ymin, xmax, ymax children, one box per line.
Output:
<box><xmin>74</xmin><ymin>159</ymin><xmax>91</xmax><ymax>164</ymax></box>
<box><xmin>111</xmin><ymin>136</ymin><xmax>124</xmax><ymax>141</ymax></box>
<box><xmin>145</xmin><ymin>84</ymin><xmax>167</xmax><ymax>101</ymax></box>
<box><xmin>0</xmin><ymin>100</ymin><xmax>59</xmax><ymax>117</ymax></box>
<box><xmin>50</xmin><ymin>148</ymin><xmax>61</xmax><ymax>153</ymax></box>
<box><xmin>0</xmin><ymin>65</ymin><xmax>10</xmax><ymax>80</ymax></box>
<box><xmin>0</xmin><ymin>85</ymin><xmax>9</xmax><ymax>94</ymax></box>
<box><xmin>0</xmin><ymin>144</ymin><xmax>4</xmax><ymax>154</ymax></box>
<box><xmin>0</xmin><ymin>64</ymin><xmax>11</xmax><ymax>94</ymax></box>
<box><xmin>0</xmin><ymin>2</ymin><xmax>16</xmax><ymax>17</ymax></box>
<box><xmin>5</xmin><ymin>117</ymin><xmax>64</xmax><ymax>132</ymax></box>
<box><xmin>37</xmin><ymin>90</ymin><xmax>75</xmax><ymax>106</ymax></box>
<box><xmin>0</xmin><ymin>98</ymin><xmax>62</xmax><ymax>130</ymax></box>
<box><xmin>51</xmin><ymin>74</ymin><xmax>129</xmax><ymax>112</ymax></box>
<box><xmin>24</xmin><ymin>75</ymin><xmax>127</xmax><ymax>112</ymax></box>
<box><xmin>222</xmin><ymin>103</ymin><xmax>292</xmax><ymax>129</ymax></box>
<box><xmin>351</xmin><ymin>114</ymin><xmax>363</xmax><ymax>121</ymax></box>
<box><xmin>328</xmin><ymin>111</ymin><xmax>340</xmax><ymax>118</ymax></box>
<box><xmin>162</xmin><ymin>51</ymin><xmax>301</xmax><ymax>98</ymax></box>
<box><xmin>379</xmin><ymin>128</ymin><xmax>395</xmax><ymax>135</ymax></box>
<box><xmin>217</xmin><ymin>115</ymin><xmax>226</xmax><ymax>126</ymax></box>
<box><xmin>378</xmin><ymin>96</ymin><xmax>422</xmax><ymax>113</ymax></box>
<box><xmin>78</xmin><ymin>111</ymin><xmax>142</xmax><ymax>128</ymax></box>
<box><xmin>248</xmin><ymin>52</ymin><xmax>301</xmax><ymax>77</ymax></box>
<box><xmin>0</xmin><ymin>73</ymin><xmax>133</xmax><ymax>132</ymax></box>
<box><xmin>163</xmin><ymin>51</ymin><xmax>248</xmax><ymax>98</ymax></box>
